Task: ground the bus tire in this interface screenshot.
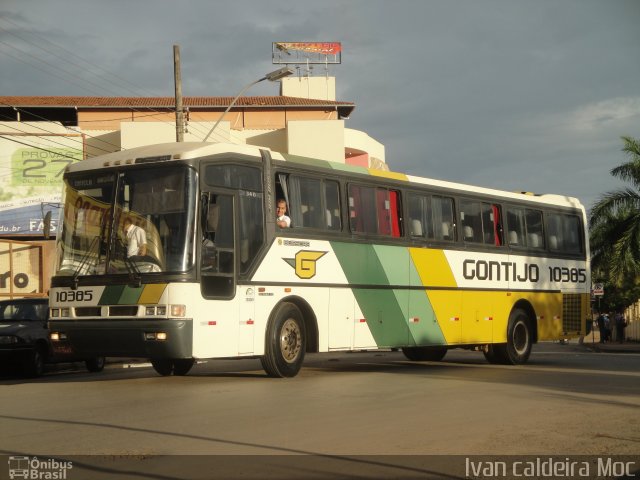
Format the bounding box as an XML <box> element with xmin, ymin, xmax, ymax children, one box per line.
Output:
<box><xmin>261</xmin><ymin>302</ymin><xmax>306</xmax><ymax>378</ymax></box>
<box><xmin>151</xmin><ymin>358</ymin><xmax>174</xmax><ymax>376</ymax></box>
<box><xmin>173</xmin><ymin>358</ymin><xmax>195</xmax><ymax>376</ymax></box>
<box><xmin>494</xmin><ymin>308</ymin><xmax>533</xmax><ymax>365</ymax></box>
<box><xmin>401</xmin><ymin>346</ymin><xmax>447</xmax><ymax>362</ymax></box>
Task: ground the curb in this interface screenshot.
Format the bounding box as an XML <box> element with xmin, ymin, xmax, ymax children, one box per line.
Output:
<box><xmin>581</xmin><ymin>342</ymin><xmax>640</xmax><ymax>354</ymax></box>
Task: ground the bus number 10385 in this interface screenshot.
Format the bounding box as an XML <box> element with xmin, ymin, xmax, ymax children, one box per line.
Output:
<box><xmin>548</xmin><ymin>267</ymin><xmax>587</xmax><ymax>284</ymax></box>
<box><xmin>55</xmin><ymin>290</ymin><xmax>94</xmax><ymax>303</ymax></box>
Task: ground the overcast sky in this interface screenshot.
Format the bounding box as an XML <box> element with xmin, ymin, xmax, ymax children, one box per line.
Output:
<box><xmin>1</xmin><ymin>0</ymin><xmax>639</xmax><ymax>210</ymax></box>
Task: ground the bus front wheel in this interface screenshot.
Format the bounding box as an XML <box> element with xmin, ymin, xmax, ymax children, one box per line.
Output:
<box><xmin>151</xmin><ymin>358</ymin><xmax>173</xmax><ymax>376</ymax></box>
<box><xmin>151</xmin><ymin>358</ymin><xmax>195</xmax><ymax>376</ymax></box>
<box><xmin>173</xmin><ymin>358</ymin><xmax>195</xmax><ymax>376</ymax></box>
<box><xmin>261</xmin><ymin>302</ymin><xmax>306</xmax><ymax>378</ymax></box>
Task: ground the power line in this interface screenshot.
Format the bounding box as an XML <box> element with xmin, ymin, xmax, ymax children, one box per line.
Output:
<box><xmin>0</xmin><ymin>18</ymin><xmax>218</xmax><ymax>141</ymax></box>
<box><xmin>0</xmin><ymin>19</ymin><xmax>251</xmax><ymax>153</ymax></box>
<box><xmin>1</xmin><ymin>102</ymin><xmax>121</xmax><ymax>154</ymax></box>
<box><xmin>0</xmin><ymin>135</ymin><xmax>81</xmax><ymax>162</ymax></box>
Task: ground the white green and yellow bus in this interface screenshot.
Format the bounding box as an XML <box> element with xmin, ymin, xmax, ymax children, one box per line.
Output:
<box><xmin>48</xmin><ymin>142</ymin><xmax>590</xmax><ymax>377</ymax></box>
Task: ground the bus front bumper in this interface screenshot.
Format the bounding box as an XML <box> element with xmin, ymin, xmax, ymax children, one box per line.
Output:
<box><xmin>49</xmin><ymin>318</ymin><xmax>193</xmax><ymax>359</ymax></box>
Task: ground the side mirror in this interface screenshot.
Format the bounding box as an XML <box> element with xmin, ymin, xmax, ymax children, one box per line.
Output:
<box><xmin>43</xmin><ymin>211</ymin><xmax>52</xmax><ymax>239</ymax></box>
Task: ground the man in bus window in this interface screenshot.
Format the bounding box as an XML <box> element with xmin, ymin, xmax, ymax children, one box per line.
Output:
<box><xmin>276</xmin><ymin>199</ymin><xmax>291</xmax><ymax>228</ymax></box>
<box><xmin>123</xmin><ymin>216</ymin><xmax>147</xmax><ymax>257</ymax></box>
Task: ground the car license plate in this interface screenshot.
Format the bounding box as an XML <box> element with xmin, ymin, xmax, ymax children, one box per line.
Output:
<box><xmin>53</xmin><ymin>344</ymin><xmax>74</xmax><ymax>355</ymax></box>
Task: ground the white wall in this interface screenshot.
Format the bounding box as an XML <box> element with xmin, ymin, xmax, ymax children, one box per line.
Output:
<box><xmin>119</xmin><ymin>122</ymin><xmax>232</xmax><ymax>149</ymax></box>
<box><xmin>287</xmin><ymin>120</ymin><xmax>345</xmax><ymax>163</ymax></box>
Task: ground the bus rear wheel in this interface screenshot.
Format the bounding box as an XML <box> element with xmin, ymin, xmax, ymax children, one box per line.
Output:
<box><xmin>491</xmin><ymin>308</ymin><xmax>533</xmax><ymax>365</ymax></box>
<box><xmin>261</xmin><ymin>302</ymin><xmax>306</xmax><ymax>378</ymax></box>
<box><xmin>401</xmin><ymin>346</ymin><xmax>447</xmax><ymax>362</ymax></box>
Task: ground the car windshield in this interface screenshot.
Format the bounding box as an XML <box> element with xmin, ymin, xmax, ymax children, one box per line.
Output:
<box><xmin>0</xmin><ymin>302</ymin><xmax>47</xmax><ymax>321</ymax></box>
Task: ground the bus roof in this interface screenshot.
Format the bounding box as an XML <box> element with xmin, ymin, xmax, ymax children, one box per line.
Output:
<box><xmin>68</xmin><ymin>141</ymin><xmax>584</xmax><ymax>211</ymax></box>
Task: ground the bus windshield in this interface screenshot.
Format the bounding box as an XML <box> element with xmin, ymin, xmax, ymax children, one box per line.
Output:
<box><xmin>55</xmin><ymin>165</ymin><xmax>197</xmax><ymax>277</ymax></box>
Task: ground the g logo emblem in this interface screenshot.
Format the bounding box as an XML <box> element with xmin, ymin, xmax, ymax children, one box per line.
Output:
<box><xmin>283</xmin><ymin>250</ymin><xmax>327</xmax><ymax>279</ymax></box>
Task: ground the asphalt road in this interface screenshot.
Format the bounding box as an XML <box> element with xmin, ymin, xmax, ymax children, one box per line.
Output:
<box><xmin>1</xmin><ymin>342</ymin><xmax>639</xmax><ymax>479</ymax></box>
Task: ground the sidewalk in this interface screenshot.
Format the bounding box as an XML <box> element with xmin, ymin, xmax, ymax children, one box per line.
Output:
<box><xmin>580</xmin><ymin>330</ymin><xmax>640</xmax><ymax>354</ymax></box>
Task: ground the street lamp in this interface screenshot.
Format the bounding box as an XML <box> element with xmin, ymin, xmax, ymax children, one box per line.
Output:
<box><xmin>203</xmin><ymin>67</ymin><xmax>294</xmax><ymax>142</ymax></box>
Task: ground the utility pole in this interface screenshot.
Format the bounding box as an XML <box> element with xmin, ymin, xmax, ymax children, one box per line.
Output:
<box><xmin>173</xmin><ymin>45</ymin><xmax>184</xmax><ymax>142</ymax></box>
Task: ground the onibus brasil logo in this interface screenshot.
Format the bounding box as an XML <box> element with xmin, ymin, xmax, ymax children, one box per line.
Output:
<box><xmin>8</xmin><ymin>456</ymin><xmax>73</xmax><ymax>479</ymax></box>
<box><xmin>283</xmin><ymin>250</ymin><xmax>327</xmax><ymax>279</ymax></box>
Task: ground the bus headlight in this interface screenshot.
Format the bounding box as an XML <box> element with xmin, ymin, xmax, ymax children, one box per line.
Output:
<box><xmin>50</xmin><ymin>308</ymin><xmax>70</xmax><ymax>318</ymax></box>
<box><xmin>142</xmin><ymin>305</ymin><xmax>185</xmax><ymax>317</ymax></box>
<box><xmin>144</xmin><ymin>332</ymin><xmax>167</xmax><ymax>341</ymax></box>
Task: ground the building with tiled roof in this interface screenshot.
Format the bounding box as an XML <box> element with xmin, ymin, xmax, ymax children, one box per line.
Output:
<box><xmin>0</xmin><ymin>76</ymin><xmax>385</xmax><ymax>246</ymax></box>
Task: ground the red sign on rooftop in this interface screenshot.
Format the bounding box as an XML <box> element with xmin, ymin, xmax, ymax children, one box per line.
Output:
<box><xmin>272</xmin><ymin>42</ymin><xmax>342</xmax><ymax>64</ymax></box>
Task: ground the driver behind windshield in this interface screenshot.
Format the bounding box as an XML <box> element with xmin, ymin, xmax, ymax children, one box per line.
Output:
<box><xmin>122</xmin><ymin>216</ymin><xmax>147</xmax><ymax>258</ymax></box>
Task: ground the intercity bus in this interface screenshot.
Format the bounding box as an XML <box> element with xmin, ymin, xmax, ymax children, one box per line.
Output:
<box><xmin>48</xmin><ymin>142</ymin><xmax>590</xmax><ymax>377</ymax></box>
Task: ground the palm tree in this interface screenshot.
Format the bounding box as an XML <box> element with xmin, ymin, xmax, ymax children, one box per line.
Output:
<box><xmin>590</xmin><ymin>136</ymin><xmax>640</xmax><ymax>284</ymax></box>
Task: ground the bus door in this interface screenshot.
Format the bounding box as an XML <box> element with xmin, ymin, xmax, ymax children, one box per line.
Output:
<box><xmin>201</xmin><ymin>191</ymin><xmax>236</xmax><ymax>299</ymax></box>
<box><xmin>200</xmin><ymin>190</ymin><xmax>256</xmax><ymax>355</ymax></box>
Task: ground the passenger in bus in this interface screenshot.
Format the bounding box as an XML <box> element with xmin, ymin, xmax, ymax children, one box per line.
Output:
<box><xmin>123</xmin><ymin>217</ymin><xmax>147</xmax><ymax>257</ymax></box>
<box><xmin>276</xmin><ymin>199</ymin><xmax>291</xmax><ymax>228</ymax></box>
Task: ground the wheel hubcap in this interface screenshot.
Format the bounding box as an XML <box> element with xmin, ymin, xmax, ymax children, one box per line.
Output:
<box><xmin>513</xmin><ymin>320</ymin><xmax>529</xmax><ymax>355</ymax></box>
<box><xmin>280</xmin><ymin>318</ymin><xmax>301</xmax><ymax>363</ymax></box>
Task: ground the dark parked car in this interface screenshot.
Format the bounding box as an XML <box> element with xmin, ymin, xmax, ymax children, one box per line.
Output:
<box><xmin>0</xmin><ymin>297</ymin><xmax>105</xmax><ymax>377</ymax></box>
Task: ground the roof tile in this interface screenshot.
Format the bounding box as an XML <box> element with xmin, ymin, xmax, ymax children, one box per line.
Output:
<box><xmin>0</xmin><ymin>95</ymin><xmax>354</xmax><ymax>109</ymax></box>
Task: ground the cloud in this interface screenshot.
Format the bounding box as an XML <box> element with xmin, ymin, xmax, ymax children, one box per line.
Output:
<box><xmin>569</xmin><ymin>97</ymin><xmax>640</xmax><ymax>131</ymax></box>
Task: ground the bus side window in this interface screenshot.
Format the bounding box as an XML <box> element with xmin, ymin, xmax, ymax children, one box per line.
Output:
<box><xmin>408</xmin><ymin>193</ymin><xmax>426</xmax><ymax>239</ymax></box>
<box><xmin>432</xmin><ymin>196</ymin><xmax>455</xmax><ymax>241</ymax></box>
<box><xmin>525</xmin><ymin>209</ymin><xmax>544</xmax><ymax>249</ymax></box>
<box><xmin>349</xmin><ymin>185</ymin><xmax>377</xmax><ymax>234</ymax></box>
<box><xmin>547</xmin><ymin>212</ymin><xmax>582</xmax><ymax>254</ymax></box>
<box><xmin>325</xmin><ymin>180</ymin><xmax>341</xmax><ymax>231</ymax></box>
<box><xmin>350</xmin><ymin>185</ymin><xmax>401</xmax><ymax>237</ymax></box>
<box><xmin>288</xmin><ymin>176</ymin><xmax>342</xmax><ymax>231</ymax></box>
<box><xmin>507</xmin><ymin>207</ymin><xmax>525</xmax><ymax>247</ymax></box>
<box><xmin>460</xmin><ymin>200</ymin><xmax>482</xmax><ymax>243</ymax></box>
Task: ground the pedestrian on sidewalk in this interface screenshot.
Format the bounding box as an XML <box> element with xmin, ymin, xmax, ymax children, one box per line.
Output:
<box><xmin>601</xmin><ymin>313</ymin><xmax>612</xmax><ymax>342</ymax></box>
<box><xmin>597</xmin><ymin>312</ymin><xmax>607</xmax><ymax>343</ymax></box>
<box><xmin>614</xmin><ymin>311</ymin><xmax>627</xmax><ymax>344</ymax></box>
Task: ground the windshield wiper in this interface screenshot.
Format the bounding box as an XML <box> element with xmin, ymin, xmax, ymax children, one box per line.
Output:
<box><xmin>71</xmin><ymin>236</ymin><xmax>100</xmax><ymax>290</ymax></box>
<box><xmin>117</xmin><ymin>237</ymin><xmax>142</xmax><ymax>287</ymax></box>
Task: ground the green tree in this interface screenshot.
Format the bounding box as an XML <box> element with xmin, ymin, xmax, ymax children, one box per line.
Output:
<box><xmin>590</xmin><ymin>136</ymin><xmax>640</xmax><ymax>286</ymax></box>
